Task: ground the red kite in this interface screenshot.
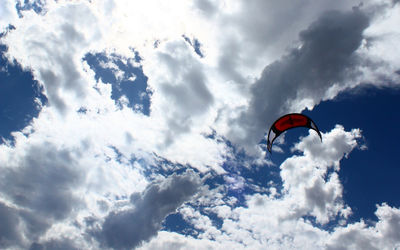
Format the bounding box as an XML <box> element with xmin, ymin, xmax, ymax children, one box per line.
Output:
<box><xmin>267</xmin><ymin>113</ymin><xmax>322</xmax><ymax>153</ymax></box>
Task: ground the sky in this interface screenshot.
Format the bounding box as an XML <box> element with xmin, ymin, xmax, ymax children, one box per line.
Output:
<box><xmin>0</xmin><ymin>0</ymin><xmax>400</xmax><ymax>249</ymax></box>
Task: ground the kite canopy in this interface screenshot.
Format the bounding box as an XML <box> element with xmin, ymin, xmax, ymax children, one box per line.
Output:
<box><xmin>266</xmin><ymin>113</ymin><xmax>322</xmax><ymax>153</ymax></box>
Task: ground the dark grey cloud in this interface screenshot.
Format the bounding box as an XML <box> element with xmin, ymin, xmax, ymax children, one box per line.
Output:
<box><xmin>231</xmin><ymin>1</ymin><xmax>360</xmax><ymax>50</ymax></box>
<box><xmin>231</xmin><ymin>8</ymin><xmax>370</xmax><ymax>148</ymax></box>
<box><xmin>1</xmin><ymin>145</ymin><xmax>82</xmax><ymax>220</ymax></box>
<box><xmin>0</xmin><ymin>143</ymin><xmax>84</xmax><ymax>247</ymax></box>
<box><xmin>214</xmin><ymin>0</ymin><xmax>361</xmax><ymax>85</ymax></box>
<box><xmin>30</xmin><ymin>238</ymin><xmax>80</xmax><ymax>250</ymax></box>
<box><xmin>95</xmin><ymin>170</ymin><xmax>201</xmax><ymax>249</ymax></box>
<box><xmin>217</xmin><ymin>39</ymin><xmax>248</xmax><ymax>84</ymax></box>
<box><xmin>0</xmin><ymin>203</ymin><xmax>21</xmax><ymax>248</ymax></box>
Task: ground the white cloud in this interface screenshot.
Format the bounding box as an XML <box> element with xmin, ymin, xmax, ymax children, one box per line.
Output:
<box><xmin>93</xmin><ymin>170</ymin><xmax>201</xmax><ymax>249</ymax></box>
<box><xmin>0</xmin><ymin>107</ymin><xmax>150</xmax><ymax>248</ymax></box>
<box><xmin>144</xmin><ymin>39</ymin><xmax>215</xmax><ymax>143</ymax></box>
<box><xmin>327</xmin><ymin>203</ymin><xmax>400</xmax><ymax>249</ymax></box>
<box><xmin>0</xmin><ymin>0</ymin><xmax>400</xmax><ymax>249</ymax></box>
<box><xmin>2</xmin><ymin>0</ymin><xmax>231</xmax><ymax>172</ymax></box>
<box><xmin>0</xmin><ymin>0</ymin><xmax>18</xmax><ymax>32</ymax></box>
<box><xmin>140</xmin><ymin>126</ymin><xmax>400</xmax><ymax>250</ymax></box>
<box><xmin>3</xmin><ymin>0</ymin><xmax>398</xmax><ymax>164</ymax></box>
<box><xmin>3</xmin><ymin>1</ymin><xmax>102</xmax><ymax>114</ymax></box>
<box><xmin>138</xmin><ymin>231</ymin><xmax>222</xmax><ymax>250</ymax></box>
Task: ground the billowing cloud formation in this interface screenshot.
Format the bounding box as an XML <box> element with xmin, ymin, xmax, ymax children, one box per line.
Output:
<box><xmin>95</xmin><ymin>170</ymin><xmax>201</xmax><ymax>249</ymax></box>
<box><xmin>140</xmin><ymin>126</ymin><xmax>399</xmax><ymax>250</ymax></box>
<box><xmin>3</xmin><ymin>1</ymin><xmax>101</xmax><ymax>114</ymax></box>
<box><xmin>0</xmin><ymin>0</ymin><xmax>399</xmax><ymax>249</ymax></box>
<box><xmin>327</xmin><ymin>203</ymin><xmax>400</xmax><ymax>249</ymax></box>
<box><xmin>0</xmin><ymin>143</ymin><xmax>83</xmax><ymax>248</ymax></box>
<box><xmin>231</xmin><ymin>8</ymin><xmax>370</xmax><ymax>150</ymax></box>
<box><xmin>1</xmin><ymin>145</ymin><xmax>82</xmax><ymax>219</ymax></box>
<box><xmin>146</xmin><ymin>39</ymin><xmax>214</xmax><ymax>145</ymax></box>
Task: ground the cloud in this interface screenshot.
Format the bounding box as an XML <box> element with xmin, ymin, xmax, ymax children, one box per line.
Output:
<box><xmin>0</xmin><ymin>1</ymin><xmax>399</xmax><ymax>249</ymax></box>
<box><xmin>139</xmin><ymin>125</ymin><xmax>400</xmax><ymax>249</ymax></box>
<box><xmin>229</xmin><ymin>8</ymin><xmax>370</xmax><ymax>152</ymax></box>
<box><xmin>0</xmin><ymin>203</ymin><xmax>21</xmax><ymax>248</ymax></box>
<box><xmin>2</xmin><ymin>0</ymin><xmax>396</xmax><ymax>170</ymax></box>
<box><xmin>197</xmin><ymin>0</ymin><xmax>364</xmax><ymax>86</ymax></box>
<box><xmin>148</xmin><ymin>40</ymin><xmax>214</xmax><ymax>141</ymax></box>
<box><xmin>3</xmin><ymin>2</ymin><xmax>101</xmax><ymax>114</ymax></box>
<box><xmin>30</xmin><ymin>238</ymin><xmax>80</xmax><ymax>250</ymax></box>
<box><xmin>4</xmin><ymin>0</ymin><xmax>229</xmax><ymax>172</ymax></box>
<box><xmin>94</xmin><ymin>170</ymin><xmax>201</xmax><ymax>249</ymax></box>
<box><xmin>0</xmin><ymin>142</ymin><xmax>84</xmax><ymax>248</ymax></box>
<box><xmin>1</xmin><ymin>144</ymin><xmax>82</xmax><ymax>219</ymax></box>
<box><xmin>327</xmin><ymin>203</ymin><xmax>400</xmax><ymax>250</ymax></box>
<box><xmin>0</xmin><ymin>105</ymin><xmax>154</xmax><ymax>248</ymax></box>
<box><xmin>0</xmin><ymin>0</ymin><xmax>18</xmax><ymax>31</ymax></box>
<box><xmin>141</xmin><ymin>38</ymin><xmax>229</xmax><ymax>172</ymax></box>
<box><xmin>138</xmin><ymin>231</ymin><xmax>221</xmax><ymax>250</ymax></box>
<box><xmin>193</xmin><ymin>0</ymin><xmax>218</xmax><ymax>17</ymax></box>
<box><xmin>292</xmin><ymin>124</ymin><xmax>362</xmax><ymax>162</ymax></box>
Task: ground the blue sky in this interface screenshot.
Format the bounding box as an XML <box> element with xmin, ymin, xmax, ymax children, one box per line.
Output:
<box><xmin>1</xmin><ymin>0</ymin><xmax>400</xmax><ymax>249</ymax></box>
<box><xmin>0</xmin><ymin>43</ymin><xmax>47</xmax><ymax>142</ymax></box>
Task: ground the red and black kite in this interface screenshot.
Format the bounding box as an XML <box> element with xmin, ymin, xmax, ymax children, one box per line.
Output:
<box><xmin>267</xmin><ymin>113</ymin><xmax>322</xmax><ymax>153</ymax></box>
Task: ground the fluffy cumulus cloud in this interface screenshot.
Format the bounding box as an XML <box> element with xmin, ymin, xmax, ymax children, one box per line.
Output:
<box><xmin>140</xmin><ymin>127</ymin><xmax>400</xmax><ymax>250</ymax></box>
<box><xmin>94</xmin><ymin>170</ymin><xmax>201</xmax><ymax>249</ymax></box>
<box><xmin>0</xmin><ymin>0</ymin><xmax>400</xmax><ymax>249</ymax></box>
<box><xmin>326</xmin><ymin>203</ymin><xmax>400</xmax><ymax>249</ymax></box>
<box><xmin>3</xmin><ymin>1</ymin><xmax>102</xmax><ymax>114</ymax></box>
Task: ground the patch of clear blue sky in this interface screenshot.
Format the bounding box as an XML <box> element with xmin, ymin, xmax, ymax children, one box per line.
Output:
<box><xmin>0</xmin><ymin>42</ymin><xmax>47</xmax><ymax>143</ymax></box>
<box><xmin>163</xmin><ymin>212</ymin><xmax>203</xmax><ymax>238</ymax></box>
<box><xmin>84</xmin><ymin>52</ymin><xmax>152</xmax><ymax>115</ymax></box>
